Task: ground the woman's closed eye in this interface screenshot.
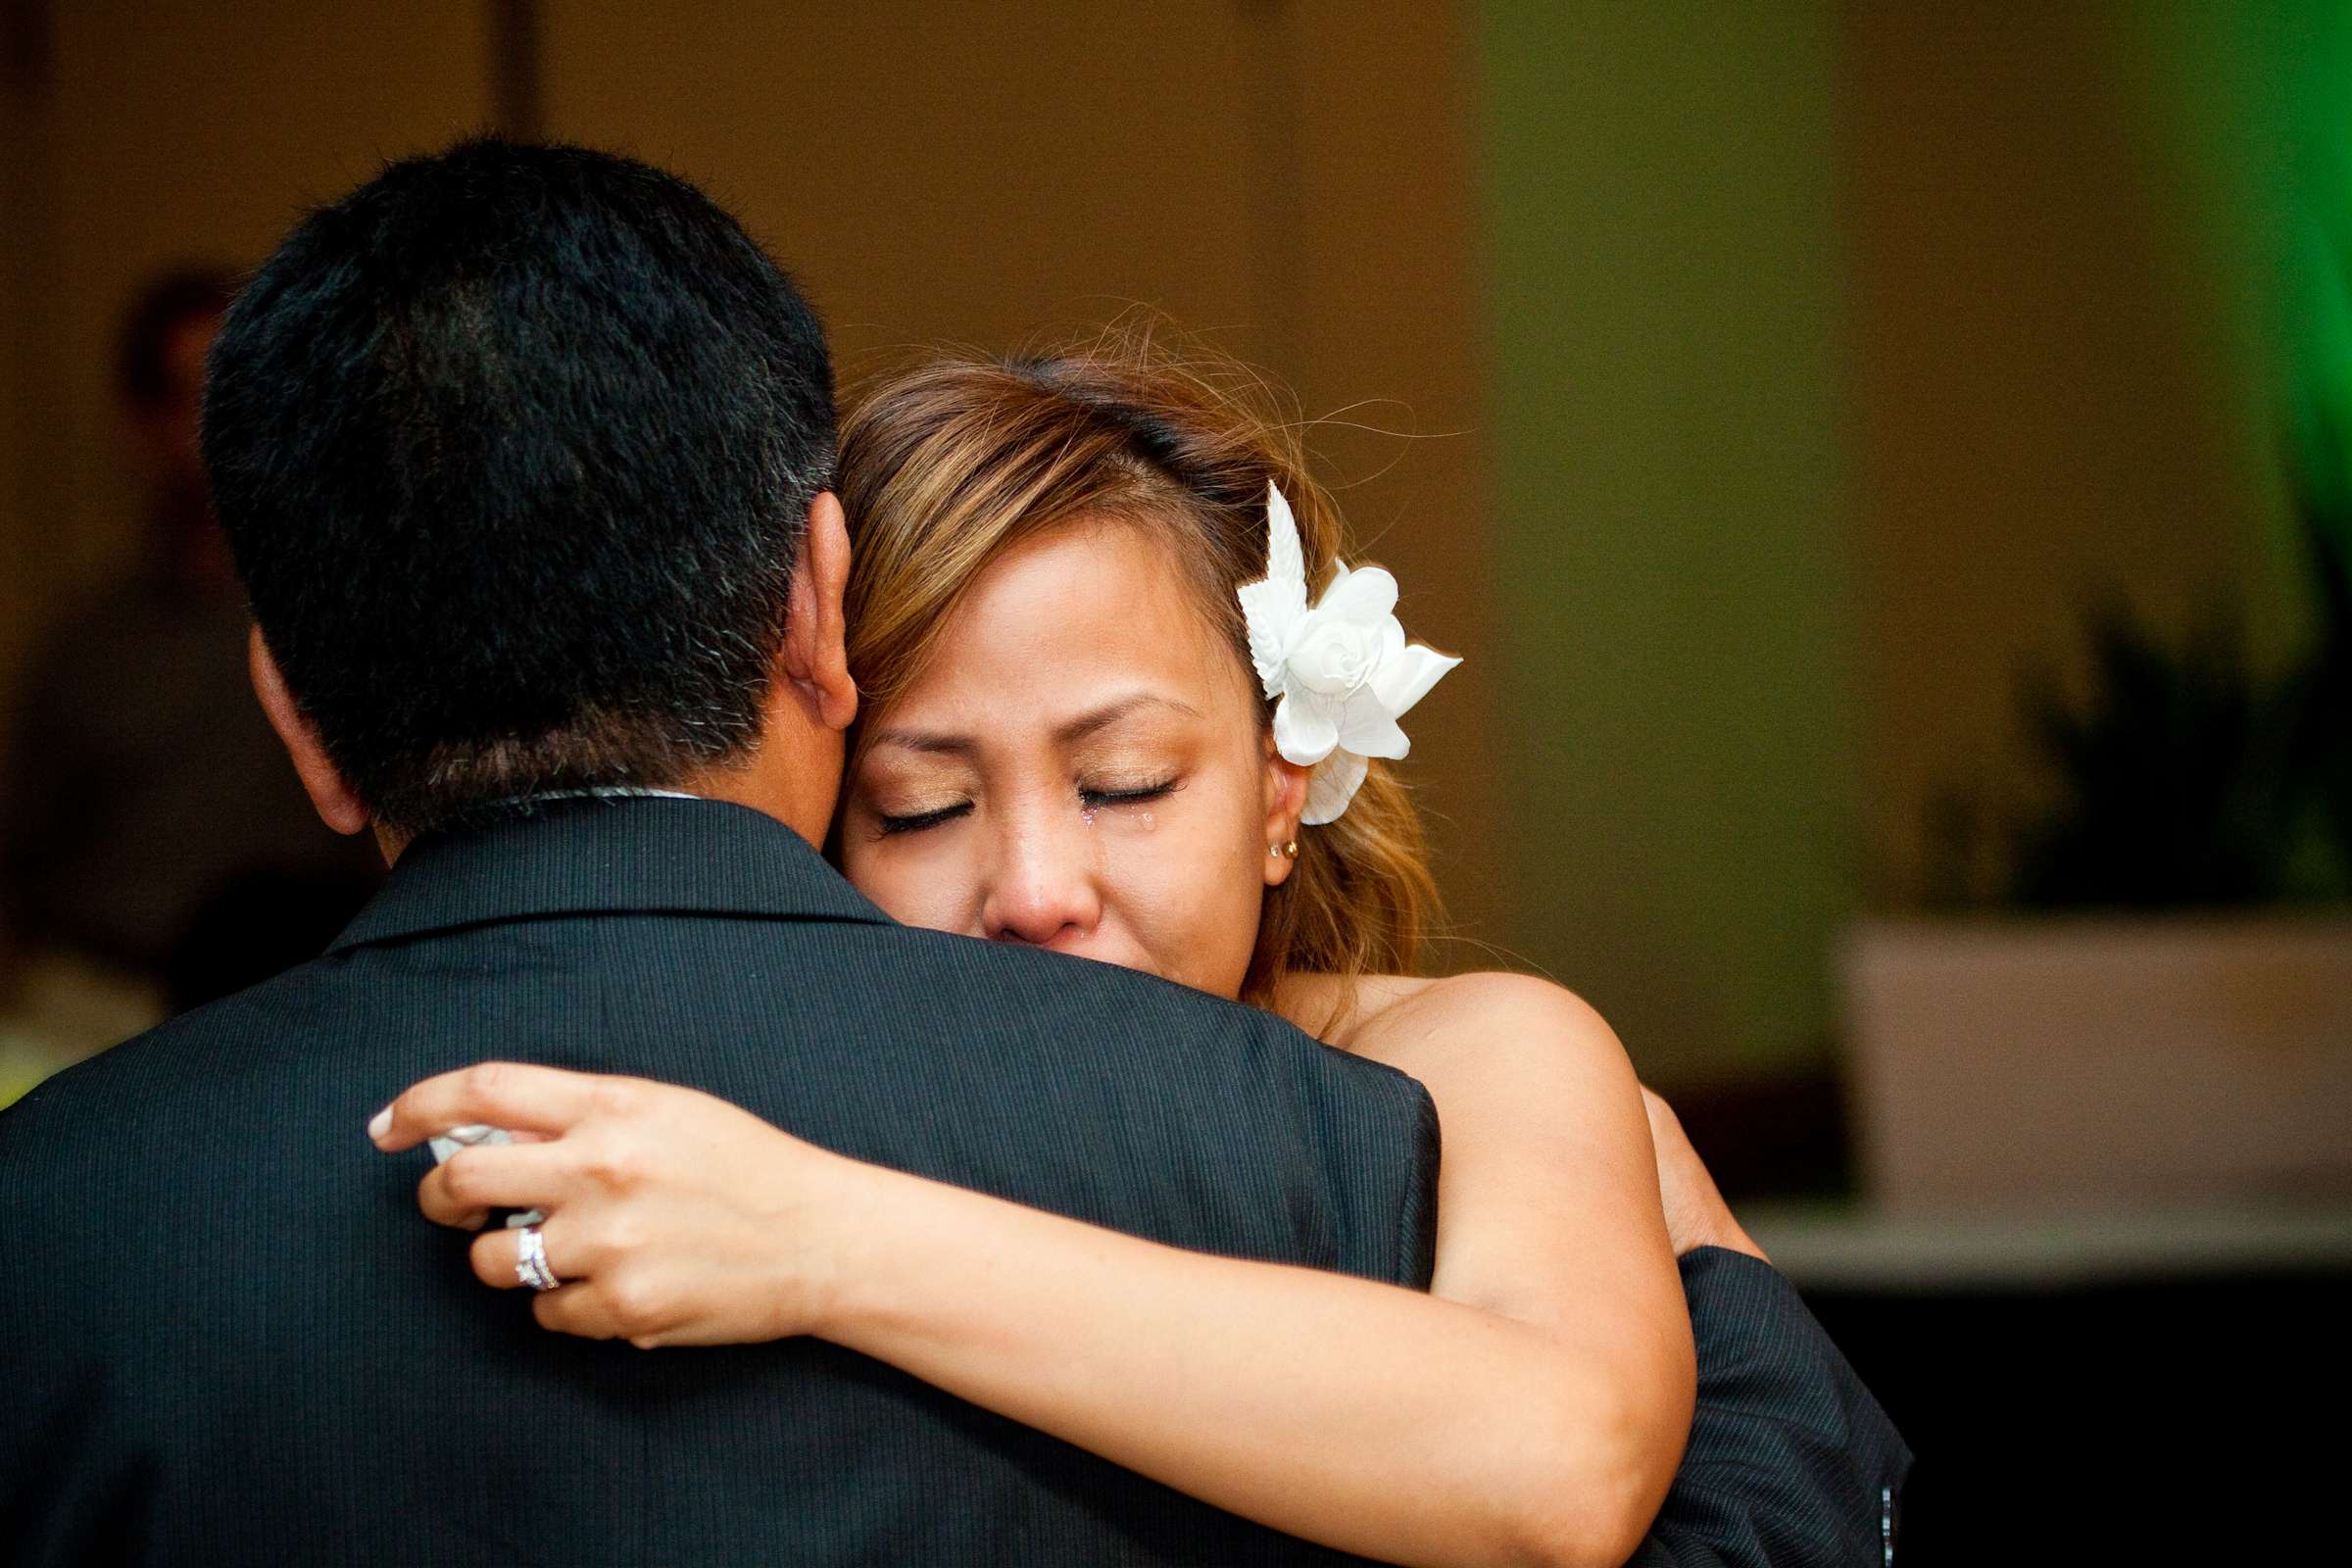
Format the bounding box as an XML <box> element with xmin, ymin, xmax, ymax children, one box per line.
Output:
<box><xmin>871</xmin><ymin>777</ymin><xmax>1181</xmax><ymax>837</ymax></box>
<box><xmin>874</xmin><ymin>800</ymin><xmax>973</xmax><ymax>836</ymax></box>
<box><xmin>1079</xmin><ymin>777</ymin><xmax>1180</xmax><ymax>813</ymax></box>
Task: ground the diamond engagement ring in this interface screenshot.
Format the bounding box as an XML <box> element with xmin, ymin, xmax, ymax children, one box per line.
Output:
<box><xmin>515</xmin><ymin>1224</ymin><xmax>560</xmax><ymax>1292</ymax></box>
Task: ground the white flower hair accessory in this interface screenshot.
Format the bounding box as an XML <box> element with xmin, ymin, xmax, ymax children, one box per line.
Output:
<box><xmin>1237</xmin><ymin>482</ymin><xmax>1461</xmax><ymax>824</ymax></box>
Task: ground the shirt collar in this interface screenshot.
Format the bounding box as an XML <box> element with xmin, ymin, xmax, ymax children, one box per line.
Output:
<box><xmin>327</xmin><ymin>794</ymin><xmax>892</xmax><ymax>953</ymax></box>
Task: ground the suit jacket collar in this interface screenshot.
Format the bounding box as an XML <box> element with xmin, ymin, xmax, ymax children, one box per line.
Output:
<box><xmin>328</xmin><ymin>795</ymin><xmax>891</xmax><ymax>953</ymax></box>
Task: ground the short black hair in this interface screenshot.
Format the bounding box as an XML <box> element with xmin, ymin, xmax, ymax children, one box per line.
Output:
<box><xmin>117</xmin><ymin>265</ymin><xmax>238</xmax><ymax>409</ymax></box>
<box><xmin>203</xmin><ymin>139</ymin><xmax>834</xmax><ymax>834</ymax></box>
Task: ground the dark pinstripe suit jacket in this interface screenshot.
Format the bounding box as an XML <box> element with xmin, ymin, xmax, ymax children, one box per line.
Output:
<box><xmin>1</xmin><ymin>796</ymin><xmax>1905</xmax><ymax>1565</ymax></box>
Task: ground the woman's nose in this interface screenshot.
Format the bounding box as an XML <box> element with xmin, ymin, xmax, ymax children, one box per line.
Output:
<box><xmin>980</xmin><ymin>813</ymin><xmax>1102</xmax><ymax>948</ymax></box>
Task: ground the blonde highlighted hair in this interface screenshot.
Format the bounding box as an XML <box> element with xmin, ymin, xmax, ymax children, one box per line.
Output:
<box><xmin>837</xmin><ymin>335</ymin><xmax>1441</xmax><ymax>1007</ymax></box>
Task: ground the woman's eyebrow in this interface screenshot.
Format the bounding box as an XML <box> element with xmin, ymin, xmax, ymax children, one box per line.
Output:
<box><xmin>1055</xmin><ymin>693</ymin><xmax>1202</xmax><ymax>744</ymax></box>
<box><xmin>866</xmin><ymin>727</ymin><xmax>975</xmax><ymax>757</ymax></box>
<box><xmin>870</xmin><ymin>693</ymin><xmax>1202</xmax><ymax>757</ymax></box>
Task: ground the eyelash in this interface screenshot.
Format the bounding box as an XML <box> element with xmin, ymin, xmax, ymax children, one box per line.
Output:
<box><xmin>1081</xmin><ymin>777</ymin><xmax>1181</xmax><ymax>814</ymax></box>
<box><xmin>874</xmin><ymin>802</ymin><xmax>972</xmax><ymax>837</ymax></box>
<box><xmin>874</xmin><ymin>778</ymin><xmax>1180</xmax><ymax>837</ymax></box>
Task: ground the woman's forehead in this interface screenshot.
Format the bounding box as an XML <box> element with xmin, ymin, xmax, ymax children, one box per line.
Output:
<box><xmin>894</xmin><ymin>516</ymin><xmax>1252</xmax><ymax>717</ymax></box>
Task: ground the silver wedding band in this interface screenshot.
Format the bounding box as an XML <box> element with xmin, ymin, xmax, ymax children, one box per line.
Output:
<box><xmin>515</xmin><ymin>1224</ymin><xmax>560</xmax><ymax>1292</ymax></box>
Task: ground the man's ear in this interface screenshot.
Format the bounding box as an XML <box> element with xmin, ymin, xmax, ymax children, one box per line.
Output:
<box><xmin>248</xmin><ymin>626</ymin><xmax>370</xmax><ymax>837</ymax></box>
<box><xmin>1261</xmin><ymin>736</ymin><xmax>1310</xmax><ymax>889</ymax></box>
<box><xmin>780</xmin><ymin>490</ymin><xmax>858</xmax><ymax>733</ymax></box>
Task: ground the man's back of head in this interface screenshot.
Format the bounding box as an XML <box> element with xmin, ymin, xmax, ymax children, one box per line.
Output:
<box><xmin>202</xmin><ymin>139</ymin><xmax>836</xmax><ymax>838</ymax></box>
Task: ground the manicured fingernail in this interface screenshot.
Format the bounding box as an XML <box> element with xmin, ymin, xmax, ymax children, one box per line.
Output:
<box><xmin>368</xmin><ymin>1104</ymin><xmax>393</xmax><ymax>1144</ymax></box>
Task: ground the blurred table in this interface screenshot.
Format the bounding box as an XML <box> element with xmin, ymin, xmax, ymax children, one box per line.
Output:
<box><xmin>1745</xmin><ymin>1200</ymin><xmax>2352</xmax><ymax>1290</ymax></box>
<box><xmin>1740</xmin><ymin>1200</ymin><xmax>2351</xmax><ymax>1563</ymax></box>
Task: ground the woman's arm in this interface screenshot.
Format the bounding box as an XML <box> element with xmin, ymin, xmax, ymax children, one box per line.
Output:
<box><xmin>377</xmin><ymin>977</ymin><xmax>1693</xmax><ymax>1568</ymax></box>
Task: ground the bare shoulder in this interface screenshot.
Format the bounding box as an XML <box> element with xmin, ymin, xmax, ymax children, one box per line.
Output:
<box><xmin>1274</xmin><ymin>970</ymin><xmax>1442</xmax><ymax>1049</ymax></box>
<box><xmin>1343</xmin><ymin>971</ymin><xmax>1623</xmax><ymax>1078</ymax></box>
<box><xmin>1274</xmin><ymin>970</ymin><xmax>1636</xmax><ymax>1116</ymax></box>
<box><xmin>1329</xmin><ymin>973</ymin><xmax>1669</xmax><ymax>1330</ymax></box>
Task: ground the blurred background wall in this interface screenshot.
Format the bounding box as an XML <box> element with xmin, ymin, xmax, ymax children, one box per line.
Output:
<box><xmin>1482</xmin><ymin>0</ymin><xmax>1853</xmax><ymax>1094</ymax></box>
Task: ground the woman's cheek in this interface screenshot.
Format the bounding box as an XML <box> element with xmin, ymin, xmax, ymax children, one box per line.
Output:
<box><xmin>1113</xmin><ymin>821</ymin><xmax>1259</xmax><ymax>996</ymax></box>
<box><xmin>857</xmin><ymin>834</ymin><xmax>967</xmax><ymax>933</ymax></box>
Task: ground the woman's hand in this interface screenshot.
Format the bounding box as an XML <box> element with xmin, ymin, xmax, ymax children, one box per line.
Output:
<box><xmin>369</xmin><ymin>1062</ymin><xmax>868</xmax><ymax>1348</ymax></box>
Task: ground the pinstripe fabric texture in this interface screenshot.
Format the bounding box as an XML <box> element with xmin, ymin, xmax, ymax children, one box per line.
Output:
<box><xmin>1631</xmin><ymin>1248</ymin><xmax>1914</xmax><ymax>1567</ymax></box>
<box><xmin>0</xmin><ymin>796</ymin><xmax>1440</xmax><ymax>1566</ymax></box>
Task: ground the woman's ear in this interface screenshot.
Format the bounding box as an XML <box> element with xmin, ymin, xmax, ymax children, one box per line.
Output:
<box><xmin>1261</xmin><ymin>735</ymin><xmax>1309</xmax><ymax>888</ymax></box>
<box><xmin>781</xmin><ymin>490</ymin><xmax>858</xmax><ymax>733</ymax></box>
<box><xmin>248</xmin><ymin>625</ymin><xmax>370</xmax><ymax>837</ymax></box>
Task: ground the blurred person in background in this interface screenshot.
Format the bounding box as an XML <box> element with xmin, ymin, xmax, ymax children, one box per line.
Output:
<box><xmin>0</xmin><ymin>267</ymin><xmax>378</xmax><ymax>1079</ymax></box>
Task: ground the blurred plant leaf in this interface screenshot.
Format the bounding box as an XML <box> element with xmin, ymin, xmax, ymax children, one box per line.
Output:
<box><xmin>2006</xmin><ymin>602</ymin><xmax>2302</xmax><ymax>909</ymax></box>
<box><xmin>2288</xmin><ymin>496</ymin><xmax>2352</xmax><ymax>885</ymax></box>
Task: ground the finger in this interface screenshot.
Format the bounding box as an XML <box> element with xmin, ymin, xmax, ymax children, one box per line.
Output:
<box><xmin>532</xmin><ymin>1282</ymin><xmax>620</xmax><ymax>1341</ymax></box>
<box><xmin>417</xmin><ymin>1140</ymin><xmax>576</xmax><ymax>1228</ymax></box>
<box><xmin>370</xmin><ymin>1061</ymin><xmax>631</xmax><ymax>1152</ymax></box>
<box><xmin>467</xmin><ymin>1220</ymin><xmax>582</xmax><ymax>1293</ymax></box>
<box><xmin>467</xmin><ymin>1225</ymin><xmax>527</xmax><ymax>1290</ymax></box>
<box><xmin>1639</xmin><ymin>1085</ymin><xmax>1683</xmax><ymax>1135</ymax></box>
